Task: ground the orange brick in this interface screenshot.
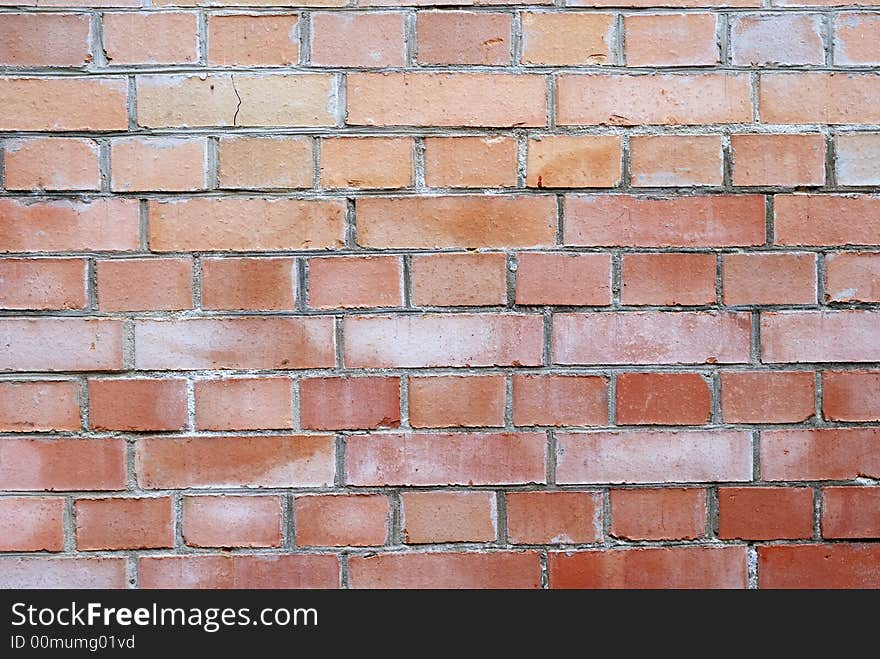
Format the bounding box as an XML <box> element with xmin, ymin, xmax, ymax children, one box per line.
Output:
<box><xmin>0</xmin><ymin>258</ymin><xmax>86</xmax><ymax>310</ymax></box>
<box><xmin>823</xmin><ymin>371</ymin><xmax>880</xmax><ymax>422</ymax></box>
<box><xmin>521</xmin><ymin>12</ymin><xmax>614</xmax><ymax>66</ymax></box>
<box><xmin>526</xmin><ymin>135</ymin><xmax>621</xmax><ymax>188</ymax></box>
<box><xmin>350</xmin><ymin>552</ymin><xmax>541</xmax><ymax>589</ymax></box>
<box><xmin>418</xmin><ymin>11</ymin><xmax>511</xmax><ymax>65</ymax></box>
<box><xmin>721</xmin><ymin>371</ymin><xmax>816</xmax><ymax>424</ymax></box>
<box><xmin>731</xmin><ymin>134</ymin><xmax>825</xmax><ymax>187</ymax></box>
<box><xmin>320</xmin><ymin>137</ymin><xmax>413</xmax><ymax>189</ymax></box>
<box><xmin>825</xmin><ymin>252</ymin><xmax>880</xmax><ymax>302</ymax></box>
<box><xmin>0</xmin><ymin>319</ymin><xmax>123</xmax><ymax>372</ymax></box>
<box><xmin>761</xmin><ymin>311</ymin><xmax>880</xmax><ymax>363</ymax></box>
<box><xmin>208</xmin><ymin>14</ymin><xmax>299</xmax><ymax>66</ymax></box>
<box><xmin>311</xmin><ymin>12</ymin><xmax>405</xmax><ymax>67</ymax></box>
<box><xmin>0</xmin><ymin>381</ymin><xmax>81</xmax><ymax>432</ymax></box>
<box><xmin>507</xmin><ymin>491</ymin><xmax>602</xmax><ymax>544</ymax></box>
<box><xmin>410</xmin><ymin>253</ymin><xmax>508</xmax><ymax>306</ymax></box>
<box><xmin>111</xmin><ymin>137</ymin><xmax>206</xmax><ymax>192</ymax></box>
<box><xmin>0</xmin><ymin>438</ymin><xmax>125</xmax><ymax>492</ymax></box>
<box><xmin>616</xmin><ymin>372</ymin><xmax>712</xmax><ymax>425</ymax></box>
<box><xmin>760</xmin><ymin>73</ymin><xmax>880</xmax><ymax>124</ymax></box>
<box><xmin>76</xmin><ymin>497</ymin><xmax>174</xmax><ymax>550</ymax></box>
<box><xmin>402</xmin><ymin>491</ymin><xmax>496</xmax><ymax>543</ymax></box>
<box><xmin>408</xmin><ymin>375</ymin><xmax>505</xmax><ymax>428</ymax></box>
<box><xmin>722</xmin><ymin>253</ymin><xmax>817</xmax><ymax>305</ymax></box>
<box><xmin>0</xmin><ymin>497</ymin><xmax>64</xmax><ymax>552</ymax></box>
<box><xmin>195</xmin><ymin>378</ymin><xmax>293</xmax><ymax>431</ymax></box>
<box><xmin>97</xmin><ymin>258</ymin><xmax>193</xmax><ymax>312</ymax></box>
<box><xmin>300</xmin><ymin>376</ymin><xmax>400</xmax><ymax>430</ymax></box>
<box><xmin>762</xmin><ymin>428</ymin><xmax>880</xmax><ymax>481</ymax></box>
<box><xmin>621</xmin><ymin>252</ymin><xmax>717</xmax><ymax>305</ymax></box>
<box><xmin>348</xmin><ymin>73</ymin><xmax>546</xmax><ymax>127</ymax></box>
<box><xmin>718</xmin><ymin>487</ymin><xmax>814</xmax><ymax>540</ymax></box>
<box><xmin>4</xmin><ymin>138</ymin><xmax>100</xmax><ymax>191</ymax></box>
<box><xmin>835</xmin><ymin>13</ymin><xmax>880</xmax><ymax>65</ymax></box>
<box><xmin>774</xmin><ymin>195</ymin><xmax>880</xmax><ymax>247</ymax></box>
<box><xmin>731</xmin><ymin>14</ymin><xmax>823</xmax><ymax>66</ymax></box>
<box><xmin>103</xmin><ymin>12</ymin><xmax>198</xmax><ymax>65</ymax></box>
<box><xmin>295</xmin><ymin>494</ymin><xmax>389</xmax><ymax>547</ymax></box>
<box><xmin>183</xmin><ymin>496</ymin><xmax>282</xmax><ymax>548</ymax></box>
<box><xmin>610</xmin><ymin>488</ymin><xmax>706</xmax><ymax>540</ymax></box>
<box><xmin>630</xmin><ymin>135</ymin><xmax>723</xmax><ymax>187</ymax></box>
<box><xmin>308</xmin><ymin>256</ymin><xmax>402</xmax><ymax>308</ymax></box>
<box><xmin>625</xmin><ymin>13</ymin><xmax>719</xmax><ymax>66</ymax></box>
<box><xmin>513</xmin><ymin>375</ymin><xmax>607</xmax><ymax>427</ymax></box>
<box><xmin>0</xmin><ymin>77</ymin><xmax>127</xmax><ymax>131</ymax></box>
<box><xmin>0</xmin><ymin>13</ymin><xmax>90</xmax><ymax>67</ymax></box>
<box><xmin>89</xmin><ymin>378</ymin><xmax>188</xmax><ymax>432</ymax></box>
<box><xmin>201</xmin><ymin>257</ymin><xmax>297</xmax><ymax>311</ymax></box>
<box><xmin>423</xmin><ymin>136</ymin><xmax>517</xmax><ymax>188</ymax></box>
<box><xmin>217</xmin><ymin>136</ymin><xmax>313</xmax><ymax>189</ymax></box>
<box><xmin>515</xmin><ymin>252</ymin><xmax>611</xmax><ymax>305</ymax></box>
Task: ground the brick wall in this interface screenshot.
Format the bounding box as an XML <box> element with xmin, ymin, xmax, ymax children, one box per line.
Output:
<box><xmin>1</xmin><ymin>0</ymin><xmax>879</xmax><ymax>589</ymax></box>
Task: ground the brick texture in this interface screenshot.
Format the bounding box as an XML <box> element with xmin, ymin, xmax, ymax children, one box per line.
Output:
<box><xmin>1</xmin><ymin>0</ymin><xmax>877</xmax><ymax>591</ymax></box>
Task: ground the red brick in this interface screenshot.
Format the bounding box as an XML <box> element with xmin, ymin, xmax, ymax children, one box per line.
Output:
<box><xmin>308</xmin><ymin>256</ymin><xmax>402</xmax><ymax>309</ymax></box>
<box><xmin>344</xmin><ymin>314</ymin><xmax>543</xmax><ymax>367</ymax></box>
<box><xmin>0</xmin><ymin>13</ymin><xmax>90</xmax><ymax>67</ymax></box>
<box><xmin>97</xmin><ymin>258</ymin><xmax>193</xmax><ymax>312</ymax></box>
<box><xmin>207</xmin><ymin>14</ymin><xmax>299</xmax><ymax>66</ymax></box>
<box><xmin>516</xmin><ymin>252</ymin><xmax>610</xmax><ymax>306</ymax></box>
<box><xmin>346</xmin><ymin>433</ymin><xmax>546</xmax><ymax>486</ymax></box>
<box><xmin>556</xmin><ymin>430</ymin><xmax>752</xmax><ymax>484</ymax></box>
<box><xmin>0</xmin><ymin>439</ymin><xmax>125</xmax><ymax>491</ymax></box>
<box><xmin>550</xmin><ymin>546</ymin><xmax>747</xmax><ymax>589</ymax></box>
<box><xmin>616</xmin><ymin>373</ymin><xmax>712</xmax><ymax>425</ymax></box>
<box><xmin>0</xmin><ymin>381</ymin><xmax>81</xmax><ymax>432</ymax></box>
<box><xmin>410</xmin><ymin>253</ymin><xmax>507</xmax><ymax>306</ymax></box>
<box><xmin>217</xmin><ymin>136</ymin><xmax>313</xmax><ymax>190</ymax></box>
<box><xmin>295</xmin><ymin>494</ymin><xmax>389</xmax><ymax>547</ymax></box>
<box><xmin>201</xmin><ymin>257</ymin><xmax>297</xmax><ymax>311</ymax></box>
<box><xmin>408</xmin><ymin>375</ymin><xmax>505</xmax><ymax>428</ymax></box>
<box><xmin>349</xmin><ymin>552</ymin><xmax>541</xmax><ymax>589</ymax></box>
<box><xmin>721</xmin><ymin>371</ymin><xmax>815</xmax><ymax>423</ymax></box>
<box><xmin>564</xmin><ymin>195</ymin><xmax>765</xmax><ymax>247</ymax></box>
<box><xmin>136</xmin><ymin>435</ymin><xmax>335</xmax><ymax>489</ymax></box>
<box><xmin>4</xmin><ymin>138</ymin><xmax>101</xmax><ymax>191</ymax></box>
<box><xmin>526</xmin><ymin>135</ymin><xmax>622</xmax><ymax>188</ymax></box>
<box><xmin>357</xmin><ymin>196</ymin><xmax>556</xmax><ymax>249</ymax></box>
<box><xmin>76</xmin><ymin>497</ymin><xmax>174</xmax><ymax>550</ymax></box>
<box><xmin>761</xmin><ymin>311</ymin><xmax>880</xmax><ymax>362</ymax></box>
<box><xmin>0</xmin><ymin>319</ymin><xmax>123</xmax><ymax>372</ymax></box>
<box><xmin>300</xmin><ymin>376</ymin><xmax>400</xmax><ymax>430</ymax></box>
<box><xmin>731</xmin><ymin>134</ymin><xmax>825</xmax><ymax>187</ymax></box>
<box><xmin>0</xmin><ymin>557</ymin><xmax>127</xmax><ymax>589</ymax></box>
<box><xmin>402</xmin><ymin>491</ymin><xmax>496</xmax><ymax>543</ymax></box>
<box><xmin>0</xmin><ymin>198</ymin><xmax>139</xmax><ymax>253</ymax></box>
<box><xmin>139</xmin><ymin>555</ymin><xmax>339</xmax><ymax>589</ymax></box>
<box><xmin>760</xmin><ymin>73</ymin><xmax>880</xmax><ymax>124</ymax></box>
<box><xmin>320</xmin><ymin>137</ymin><xmax>413</xmax><ymax>189</ymax></box>
<box><xmin>761</xmin><ymin>428</ymin><xmax>880</xmax><ymax>481</ymax></box>
<box><xmin>0</xmin><ymin>77</ymin><xmax>127</xmax><ymax>131</ymax></box>
<box><xmin>311</xmin><ymin>12</ymin><xmax>405</xmax><ymax>67</ymax></box>
<box><xmin>111</xmin><ymin>137</ymin><xmax>206</xmax><ymax>192</ymax></box>
<box><xmin>822</xmin><ymin>370</ymin><xmax>880</xmax><ymax>421</ymax></box>
<box><xmin>758</xmin><ymin>544</ymin><xmax>880</xmax><ymax>589</ymax></box>
<box><xmin>507</xmin><ymin>491</ymin><xmax>602</xmax><ymax>544</ymax></box>
<box><xmin>521</xmin><ymin>12</ymin><xmax>614</xmax><ymax>66</ymax></box>
<box><xmin>823</xmin><ymin>487</ymin><xmax>880</xmax><ymax>539</ymax></box>
<box><xmin>625</xmin><ymin>13</ymin><xmax>719</xmax><ymax>66</ymax></box>
<box><xmin>89</xmin><ymin>378</ymin><xmax>188</xmax><ymax>432</ymax></box>
<box><xmin>347</xmin><ymin>73</ymin><xmax>546</xmax><ymax>127</ymax></box>
<box><xmin>630</xmin><ymin>135</ymin><xmax>723</xmax><ymax>187</ymax></box>
<box><xmin>610</xmin><ymin>488</ymin><xmax>706</xmax><ymax>540</ymax></box>
<box><xmin>825</xmin><ymin>252</ymin><xmax>880</xmax><ymax>302</ymax></box>
<box><xmin>103</xmin><ymin>12</ymin><xmax>198</xmax><ymax>65</ymax></box>
<box><xmin>134</xmin><ymin>317</ymin><xmax>335</xmax><ymax>370</ymax></box>
<box><xmin>0</xmin><ymin>497</ymin><xmax>64</xmax><ymax>551</ymax></box>
<box><xmin>183</xmin><ymin>496</ymin><xmax>282</xmax><ymax>548</ymax></box>
<box><xmin>621</xmin><ymin>252</ymin><xmax>717</xmax><ymax>306</ymax></box>
<box><xmin>557</xmin><ymin>74</ymin><xmax>751</xmax><ymax>126</ymax></box>
<box><xmin>718</xmin><ymin>487</ymin><xmax>814</xmax><ymax>540</ymax></box>
<box><xmin>553</xmin><ymin>312</ymin><xmax>751</xmax><ymax>365</ymax></box>
<box><xmin>722</xmin><ymin>253</ymin><xmax>817</xmax><ymax>305</ymax></box>
<box><xmin>836</xmin><ymin>134</ymin><xmax>880</xmax><ymax>186</ymax></box>
<box><xmin>423</xmin><ymin>136</ymin><xmax>517</xmax><ymax>188</ymax></box>
<box><xmin>775</xmin><ymin>195</ymin><xmax>880</xmax><ymax>246</ymax></box>
<box><xmin>148</xmin><ymin>198</ymin><xmax>345</xmax><ymax>252</ymax></box>
<box><xmin>835</xmin><ymin>13</ymin><xmax>880</xmax><ymax>66</ymax></box>
<box><xmin>513</xmin><ymin>375</ymin><xmax>608</xmax><ymax>427</ymax></box>
<box><xmin>731</xmin><ymin>14</ymin><xmax>823</xmax><ymax>66</ymax></box>
<box><xmin>0</xmin><ymin>258</ymin><xmax>86</xmax><ymax>310</ymax></box>
<box><xmin>195</xmin><ymin>378</ymin><xmax>293</xmax><ymax>431</ymax></box>
<box><xmin>418</xmin><ymin>11</ymin><xmax>511</xmax><ymax>65</ymax></box>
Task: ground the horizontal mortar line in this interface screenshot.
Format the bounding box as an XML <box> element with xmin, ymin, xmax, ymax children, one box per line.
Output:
<box><xmin>3</xmin><ymin>5</ymin><xmax>880</xmax><ymax>12</ymax></box>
